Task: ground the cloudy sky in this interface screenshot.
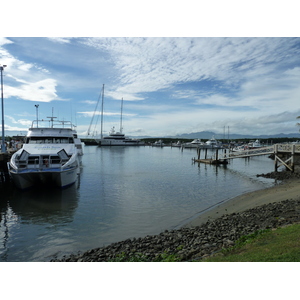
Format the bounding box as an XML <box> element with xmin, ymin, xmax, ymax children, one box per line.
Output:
<box><xmin>1</xmin><ymin>35</ymin><xmax>300</xmax><ymax>138</ymax></box>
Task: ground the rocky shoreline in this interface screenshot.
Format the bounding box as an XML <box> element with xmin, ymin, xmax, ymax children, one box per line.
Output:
<box><xmin>51</xmin><ymin>171</ymin><xmax>300</xmax><ymax>262</ymax></box>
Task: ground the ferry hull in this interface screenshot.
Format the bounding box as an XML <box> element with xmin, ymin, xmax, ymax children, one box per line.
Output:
<box><xmin>9</xmin><ymin>166</ymin><xmax>79</xmax><ymax>190</ymax></box>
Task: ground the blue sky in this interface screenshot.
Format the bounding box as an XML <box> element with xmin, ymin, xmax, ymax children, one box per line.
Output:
<box><xmin>1</xmin><ymin>36</ymin><xmax>300</xmax><ymax>138</ymax></box>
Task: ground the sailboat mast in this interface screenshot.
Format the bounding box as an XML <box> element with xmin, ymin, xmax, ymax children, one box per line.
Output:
<box><xmin>120</xmin><ymin>97</ymin><xmax>123</xmax><ymax>133</ymax></box>
<box><xmin>100</xmin><ymin>84</ymin><xmax>104</xmax><ymax>139</ymax></box>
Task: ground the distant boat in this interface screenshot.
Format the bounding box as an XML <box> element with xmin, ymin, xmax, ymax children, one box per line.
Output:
<box><xmin>248</xmin><ymin>139</ymin><xmax>263</xmax><ymax>149</ymax></box>
<box><xmin>8</xmin><ymin>117</ymin><xmax>82</xmax><ymax>190</ymax></box>
<box><xmin>171</xmin><ymin>141</ymin><xmax>182</xmax><ymax>147</ymax></box>
<box><xmin>152</xmin><ymin>140</ymin><xmax>165</xmax><ymax>147</ymax></box>
<box><xmin>183</xmin><ymin>139</ymin><xmax>204</xmax><ymax>148</ymax></box>
<box><xmin>204</xmin><ymin>136</ymin><xmax>223</xmax><ymax>149</ymax></box>
<box><xmin>97</xmin><ymin>126</ymin><xmax>145</xmax><ymax>146</ymax></box>
<box><xmin>232</xmin><ymin>139</ymin><xmax>264</xmax><ymax>152</ymax></box>
<box><xmin>95</xmin><ymin>85</ymin><xmax>144</xmax><ymax>146</ymax></box>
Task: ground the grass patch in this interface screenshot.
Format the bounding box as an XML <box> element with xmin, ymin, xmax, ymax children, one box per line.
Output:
<box><xmin>204</xmin><ymin>223</ymin><xmax>300</xmax><ymax>262</ymax></box>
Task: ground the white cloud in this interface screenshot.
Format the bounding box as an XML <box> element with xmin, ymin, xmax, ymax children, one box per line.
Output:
<box><xmin>0</xmin><ymin>37</ymin><xmax>13</xmax><ymax>46</ymax></box>
<box><xmin>5</xmin><ymin>79</ymin><xmax>59</xmax><ymax>102</ymax></box>
<box><xmin>2</xmin><ymin>37</ymin><xmax>300</xmax><ymax>137</ymax></box>
<box><xmin>6</xmin><ymin>115</ymin><xmax>32</xmax><ymax>128</ymax></box>
<box><xmin>81</xmin><ymin>100</ymin><xmax>97</xmax><ymax>105</ymax></box>
<box><xmin>78</xmin><ymin>111</ymin><xmax>135</xmax><ymax>118</ymax></box>
<box><xmin>47</xmin><ymin>37</ymin><xmax>72</xmax><ymax>44</ymax></box>
<box><xmin>81</xmin><ymin>37</ymin><xmax>299</xmax><ymax>104</ymax></box>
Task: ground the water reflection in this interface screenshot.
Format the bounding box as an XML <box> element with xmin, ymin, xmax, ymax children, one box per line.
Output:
<box><xmin>9</xmin><ymin>183</ymin><xmax>79</xmax><ymax>225</ymax></box>
<box><xmin>1</xmin><ymin>146</ymin><xmax>277</xmax><ymax>261</ymax></box>
<box><xmin>0</xmin><ymin>181</ymin><xmax>80</xmax><ymax>261</ymax></box>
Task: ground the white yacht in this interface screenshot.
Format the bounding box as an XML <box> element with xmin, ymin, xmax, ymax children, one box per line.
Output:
<box><xmin>249</xmin><ymin>139</ymin><xmax>262</xmax><ymax>149</ymax></box>
<box><xmin>204</xmin><ymin>136</ymin><xmax>223</xmax><ymax>149</ymax></box>
<box><xmin>152</xmin><ymin>140</ymin><xmax>165</xmax><ymax>147</ymax></box>
<box><xmin>95</xmin><ymin>86</ymin><xmax>144</xmax><ymax>147</ymax></box>
<box><xmin>8</xmin><ymin>117</ymin><xmax>83</xmax><ymax>190</ymax></box>
<box><xmin>183</xmin><ymin>139</ymin><xmax>204</xmax><ymax>148</ymax></box>
<box><xmin>96</xmin><ymin>126</ymin><xmax>144</xmax><ymax>146</ymax></box>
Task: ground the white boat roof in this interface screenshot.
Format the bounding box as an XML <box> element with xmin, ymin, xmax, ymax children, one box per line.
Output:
<box><xmin>27</xmin><ymin>127</ymin><xmax>74</xmax><ymax>137</ymax></box>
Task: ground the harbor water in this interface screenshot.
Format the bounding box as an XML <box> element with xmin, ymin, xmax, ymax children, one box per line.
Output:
<box><xmin>0</xmin><ymin>145</ymin><xmax>277</xmax><ymax>262</ymax></box>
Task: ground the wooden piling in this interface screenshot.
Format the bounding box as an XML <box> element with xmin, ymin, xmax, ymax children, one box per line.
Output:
<box><xmin>197</xmin><ymin>148</ymin><xmax>201</xmax><ymax>160</ymax></box>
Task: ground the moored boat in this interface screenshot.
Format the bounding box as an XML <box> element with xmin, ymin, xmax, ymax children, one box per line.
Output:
<box><xmin>96</xmin><ymin>126</ymin><xmax>144</xmax><ymax>146</ymax></box>
<box><xmin>183</xmin><ymin>139</ymin><xmax>204</xmax><ymax>148</ymax></box>
<box><xmin>152</xmin><ymin>140</ymin><xmax>165</xmax><ymax>147</ymax></box>
<box><xmin>7</xmin><ymin>117</ymin><xmax>83</xmax><ymax>190</ymax></box>
<box><xmin>249</xmin><ymin>139</ymin><xmax>263</xmax><ymax>149</ymax></box>
<box><xmin>204</xmin><ymin>136</ymin><xmax>223</xmax><ymax>149</ymax></box>
<box><xmin>95</xmin><ymin>86</ymin><xmax>144</xmax><ymax>147</ymax></box>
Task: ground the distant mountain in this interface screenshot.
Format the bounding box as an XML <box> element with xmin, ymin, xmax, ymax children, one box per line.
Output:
<box><xmin>168</xmin><ymin>131</ymin><xmax>300</xmax><ymax>140</ymax></box>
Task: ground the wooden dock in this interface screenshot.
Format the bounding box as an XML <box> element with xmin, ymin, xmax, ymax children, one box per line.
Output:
<box><xmin>193</xmin><ymin>148</ymin><xmax>228</xmax><ymax>165</ymax></box>
<box><xmin>193</xmin><ymin>158</ymin><xmax>228</xmax><ymax>165</ymax></box>
<box><xmin>0</xmin><ymin>152</ymin><xmax>11</xmax><ymax>182</ymax></box>
<box><xmin>192</xmin><ymin>144</ymin><xmax>300</xmax><ymax>172</ymax></box>
<box><xmin>218</xmin><ymin>144</ymin><xmax>300</xmax><ymax>173</ymax></box>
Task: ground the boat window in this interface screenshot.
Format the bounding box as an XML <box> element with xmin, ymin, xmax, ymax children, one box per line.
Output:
<box><xmin>50</xmin><ymin>156</ymin><xmax>61</xmax><ymax>164</ymax></box>
<box><xmin>57</xmin><ymin>149</ymin><xmax>69</xmax><ymax>161</ymax></box>
<box><xmin>27</xmin><ymin>137</ymin><xmax>74</xmax><ymax>144</ymax></box>
<box><xmin>18</xmin><ymin>150</ymin><xmax>30</xmax><ymax>161</ymax></box>
<box><xmin>28</xmin><ymin>156</ymin><xmax>40</xmax><ymax>165</ymax></box>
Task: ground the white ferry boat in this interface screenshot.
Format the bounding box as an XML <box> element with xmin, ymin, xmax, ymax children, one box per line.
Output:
<box><xmin>8</xmin><ymin>117</ymin><xmax>83</xmax><ymax>190</ymax></box>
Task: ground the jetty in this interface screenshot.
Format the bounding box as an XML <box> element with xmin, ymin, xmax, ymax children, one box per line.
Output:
<box><xmin>193</xmin><ymin>148</ymin><xmax>228</xmax><ymax>165</ymax></box>
<box><xmin>0</xmin><ymin>152</ymin><xmax>11</xmax><ymax>182</ymax></box>
<box><xmin>194</xmin><ymin>144</ymin><xmax>300</xmax><ymax>173</ymax></box>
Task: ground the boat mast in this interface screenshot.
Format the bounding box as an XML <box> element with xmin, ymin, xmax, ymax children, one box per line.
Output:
<box><xmin>120</xmin><ymin>97</ymin><xmax>123</xmax><ymax>133</ymax></box>
<box><xmin>100</xmin><ymin>84</ymin><xmax>104</xmax><ymax>139</ymax></box>
<box><xmin>47</xmin><ymin>108</ymin><xmax>56</xmax><ymax>128</ymax></box>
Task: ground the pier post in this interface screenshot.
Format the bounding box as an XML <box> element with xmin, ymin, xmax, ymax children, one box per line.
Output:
<box><xmin>205</xmin><ymin>148</ymin><xmax>207</xmax><ymax>159</ymax></box>
<box><xmin>274</xmin><ymin>144</ymin><xmax>278</xmax><ymax>172</ymax></box>
<box><xmin>291</xmin><ymin>144</ymin><xmax>295</xmax><ymax>172</ymax></box>
<box><xmin>197</xmin><ymin>148</ymin><xmax>201</xmax><ymax>160</ymax></box>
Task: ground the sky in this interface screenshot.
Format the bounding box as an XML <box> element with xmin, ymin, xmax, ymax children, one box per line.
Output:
<box><xmin>1</xmin><ymin>36</ymin><xmax>300</xmax><ymax>139</ymax></box>
<box><xmin>1</xmin><ymin>4</ymin><xmax>300</xmax><ymax>139</ymax></box>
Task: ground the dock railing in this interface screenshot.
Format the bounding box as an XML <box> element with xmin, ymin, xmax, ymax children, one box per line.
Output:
<box><xmin>220</xmin><ymin>146</ymin><xmax>275</xmax><ymax>160</ymax></box>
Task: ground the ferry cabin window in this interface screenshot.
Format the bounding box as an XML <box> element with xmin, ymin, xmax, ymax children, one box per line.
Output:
<box><xmin>27</xmin><ymin>137</ymin><xmax>74</xmax><ymax>144</ymax></box>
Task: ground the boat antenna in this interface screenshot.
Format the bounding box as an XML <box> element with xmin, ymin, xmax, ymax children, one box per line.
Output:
<box><xmin>100</xmin><ymin>84</ymin><xmax>104</xmax><ymax>139</ymax></box>
<box><xmin>47</xmin><ymin>108</ymin><xmax>56</xmax><ymax>128</ymax></box>
<box><xmin>120</xmin><ymin>97</ymin><xmax>123</xmax><ymax>133</ymax></box>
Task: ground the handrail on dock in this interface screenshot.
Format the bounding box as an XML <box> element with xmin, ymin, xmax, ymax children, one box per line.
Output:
<box><xmin>221</xmin><ymin>146</ymin><xmax>274</xmax><ymax>160</ymax></box>
<box><xmin>211</xmin><ymin>143</ymin><xmax>300</xmax><ymax>173</ymax></box>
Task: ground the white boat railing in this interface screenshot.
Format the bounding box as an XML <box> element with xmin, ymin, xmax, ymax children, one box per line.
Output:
<box><xmin>15</xmin><ymin>154</ymin><xmax>71</xmax><ymax>170</ymax></box>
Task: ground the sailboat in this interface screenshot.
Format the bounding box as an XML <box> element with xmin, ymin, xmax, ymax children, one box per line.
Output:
<box><xmin>95</xmin><ymin>85</ymin><xmax>144</xmax><ymax>146</ymax></box>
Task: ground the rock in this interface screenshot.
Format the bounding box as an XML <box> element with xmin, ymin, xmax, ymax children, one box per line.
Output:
<box><xmin>51</xmin><ymin>198</ymin><xmax>300</xmax><ymax>262</ymax></box>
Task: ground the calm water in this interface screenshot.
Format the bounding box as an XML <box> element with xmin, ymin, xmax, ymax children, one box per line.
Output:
<box><xmin>0</xmin><ymin>145</ymin><xmax>277</xmax><ymax>262</ymax></box>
